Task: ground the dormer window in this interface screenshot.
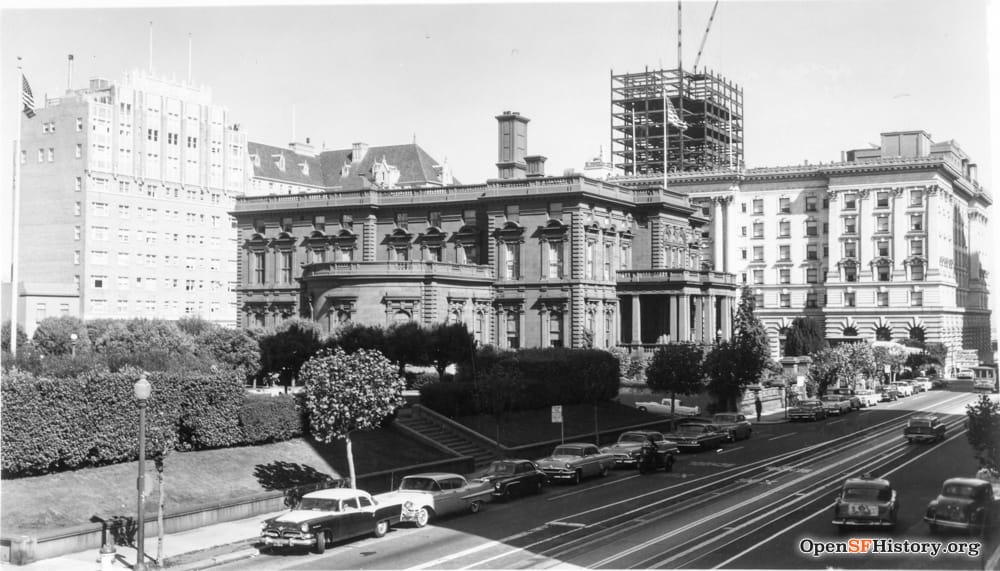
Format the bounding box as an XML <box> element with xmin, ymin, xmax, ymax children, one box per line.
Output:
<box><xmin>340</xmin><ymin>162</ymin><xmax>351</xmax><ymax>178</ymax></box>
<box><xmin>251</xmin><ymin>154</ymin><xmax>260</xmax><ymax>167</ymax></box>
<box><xmin>300</xmin><ymin>161</ymin><xmax>309</xmax><ymax>177</ymax></box>
<box><xmin>272</xmin><ymin>154</ymin><xmax>285</xmax><ymax>172</ymax></box>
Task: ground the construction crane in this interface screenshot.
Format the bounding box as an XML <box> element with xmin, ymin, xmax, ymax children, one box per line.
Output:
<box><xmin>692</xmin><ymin>0</ymin><xmax>720</xmax><ymax>71</ymax></box>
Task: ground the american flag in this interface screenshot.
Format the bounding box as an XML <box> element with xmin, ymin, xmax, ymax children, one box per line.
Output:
<box><xmin>22</xmin><ymin>73</ymin><xmax>35</xmax><ymax>118</ymax></box>
<box><xmin>665</xmin><ymin>96</ymin><xmax>687</xmax><ymax>130</ymax></box>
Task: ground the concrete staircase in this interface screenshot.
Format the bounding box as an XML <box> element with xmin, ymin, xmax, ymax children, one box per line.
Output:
<box><xmin>396</xmin><ymin>409</ymin><xmax>497</xmax><ymax>470</ymax></box>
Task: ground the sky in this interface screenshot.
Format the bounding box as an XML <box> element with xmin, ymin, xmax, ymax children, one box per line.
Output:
<box><xmin>1</xmin><ymin>0</ymin><xmax>997</xmax><ymax>334</ymax></box>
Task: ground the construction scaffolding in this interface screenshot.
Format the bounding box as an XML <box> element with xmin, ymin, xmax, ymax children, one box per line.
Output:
<box><xmin>611</xmin><ymin>67</ymin><xmax>743</xmax><ymax>175</ymax></box>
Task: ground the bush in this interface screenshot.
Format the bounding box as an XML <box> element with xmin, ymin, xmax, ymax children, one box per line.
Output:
<box><xmin>239</xmin><ymin>394</ymin><xmax>304</xmax><ymax>444</ymax></box>
<box><xmin>420</xmin><ymin>382</ymin><xmax>477</xmax><ymax>417</ymax></box>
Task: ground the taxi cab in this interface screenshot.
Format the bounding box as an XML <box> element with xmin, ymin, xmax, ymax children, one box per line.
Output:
<box><xmin>832</xmin><ymin>473</ymin><xmax>898</xmax><ymax>530</ymax></box>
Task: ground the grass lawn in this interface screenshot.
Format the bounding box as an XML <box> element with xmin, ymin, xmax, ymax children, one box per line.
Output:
<box><xmin>0</xmin><ymin>427</ymin><xmax>448</xmax><ymax>534</ymax></box>
<box><xmin>456</xmin><ymin>402</ymin><xmax>673</xmax><ymax>448</ymax></box>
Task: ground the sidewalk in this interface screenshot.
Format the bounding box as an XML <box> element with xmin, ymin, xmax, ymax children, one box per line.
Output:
<box><xmin>1</xmin><ymin>511</ymin><xmax>283</xmax><ymax>571</ymax></box>
<box><xmin>753</xmin><ymin>407</ymin><xmax>790</xmax><ymax>424</ymax></box>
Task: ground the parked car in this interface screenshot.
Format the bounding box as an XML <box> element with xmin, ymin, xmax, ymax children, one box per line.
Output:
<box><xmin>878</xmin><ymin>385</ymin><xmax>899</xmax><ymax>402</ymax></box>
<box><xmin>956</xmin><ymin>369</ymin><xmax>975</xmax><ymax>380</ymax></box>
<box><xmin>260</xmin><ymin>488</ymin><xmax>400</xmax><ymax>554</ymax></box>
<box><xmin>663</xmin><ymin>423</ymin><xmax>727</xmax><ymax>451</ymax></box>
<box><xmin>912</xmin><ymin>377</ymin><xmax>933</xmax><ymax>392</ymax></box>
<box><xmin>634</xmin><ymin>398</ymin><xmax>701</xmax><ymax>416</ymax></box>
<box><xmin>891</xmin><ymin>381</ymin><xmax>914</xmax><ymax>397</ymax></box>
<box><xmin>855</xmin><ymin>389</ymin><xmax>880</xmax><ymax>408</ymax></box>
<box><xmin>904</xmin><ymin>414</ymin><xmax>946</xmax><ymax>444</ymax></box>
<box><xmin>710</xmin><ymin>412</ymin><xmax>753</xmax><ymax>441</ymax></box>
<box><xmin>832</xmin><ymin>473</ymin><xmax>898</xmax><ymax>530</ymax></box>
<box><xmin>374</xmin><ymin>473</ymin><xmax>492</xmax><ymax>528</ymax></box>
<box><xmin>535</xmin><ymin>442</ymin><xmax>617</xmax><ymax>484</ymax></box>
<box><xmin>820</xmin><ymin>395</ymin><xmax>853</xmax><ymax>416</ymax></box>
<box><xmin>789</xmin><ymin>399</ymin><xmax>828</xmax><ymax>422</ymax></box>
<box><xmin>924</xmin><ymin>477</ymin><xmax>999</xmax><ymax>536</ymax></box>
<box><xmin>475</xmin><ymin>459</ymin><xmax>547</xmax><ymax>501</ymax></box>
<box><xmin>600</xmin><ymin>430</ymin><xmax>679</xmax><ymax>468</ymax></box>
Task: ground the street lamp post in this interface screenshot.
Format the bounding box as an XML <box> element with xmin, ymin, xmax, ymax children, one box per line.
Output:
<box><xmin>715</xmin><ymin>328</ymin><xmax>723</xmax><ymax>345</ymax></box>
<box><xmin>134</xmin><ymin>374</ymin><xmax>152</xmax><ymax>571</ymax></box>
<box><xmin>69</xmin><ymin>333</ymin><xmax>78</xmax><ymax>357</ymax></box>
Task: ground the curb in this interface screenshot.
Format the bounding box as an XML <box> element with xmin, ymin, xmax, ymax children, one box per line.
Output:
<box><xmin>164</xmin><ymin>539</ymin><xmax>260</xmax><ymax>571</ymax></box>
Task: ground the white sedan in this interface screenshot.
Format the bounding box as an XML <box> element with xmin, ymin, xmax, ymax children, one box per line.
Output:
<box><xmin>634</xmin><ymin>398</ymin><xmax>701</xmax><ymax>416</ymax></box>
<box><xmin>855</xmin><ymin>389</ymin><xmax>880</xmax><ymax>407</ymax></box>
<box><xmin>891</xmin><ymin>382</ymin><xmax>914</xmax><ymax>397</ymax></box>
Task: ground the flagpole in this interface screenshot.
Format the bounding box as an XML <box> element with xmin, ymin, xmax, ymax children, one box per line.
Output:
<box><xmin>10</xmin><ymin>60</ymin><xmax>23</xmax><ymax>357</ymax></box>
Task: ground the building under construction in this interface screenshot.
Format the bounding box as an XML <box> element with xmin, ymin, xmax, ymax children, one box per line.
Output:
<box><xmin>611</xmin><ymin>67</ymin><xmax>743</xmax><ymax>175</ymax></box>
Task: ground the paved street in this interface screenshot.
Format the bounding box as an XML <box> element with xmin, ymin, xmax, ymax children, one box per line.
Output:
<box><xmin>216</xmin><ymin>383</ymin><xmax>996</xmax><ymax>570</ymax></box>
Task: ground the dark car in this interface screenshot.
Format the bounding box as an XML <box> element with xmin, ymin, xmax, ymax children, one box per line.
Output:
<box><xmin>904</xmin><ymin>415</ymin><xmax>946</xmax><ymax>443</ymax></box>
<box><xmin>925</xmin><ymin>477</ymin><xmax>999</xmax><ymax>536</ymax></box>
<box><xmin>710</xmin><ymin>413</ymin><xmax>752</xmax><ymax>442</ymax></box>
<box><xmin>476</xmin><ymin>459</ymin><xmax>547</xmax><ymax>500</ymax></box>
<box><xmin>663</xmin><ymin>424</ymin><xmax>727</xmax><ymax>452</ymax></box>
<box><xmin>832</xmin><ymin>473</ymin><xmax>898</xmax><ymax>530</ymax></box>
<box><xmin>260</xmin><ymin>488</ymin><xmax>400</xmax><ymax>554</ymax></box>
<box><xmin>600</xmin><ymin>430</ymin><xmax>679</xmax><ymax>468</ymax></box>
<box><xmin>878</xmin><ymin>385</ymin><xmax>899</xmax><ymax>402</ymax></box>
<box><xmin>789</xmin><ymin>399</ymin><xmax>827</xmax><ymax>422</ymax></box>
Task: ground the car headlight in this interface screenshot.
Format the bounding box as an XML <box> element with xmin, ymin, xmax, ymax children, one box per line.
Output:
<box><xmin>565</xmin><ymin>463</ymin><xmax>572</xmax><ymax>469</ymax></box>
<box><xmin>260</xmin><ymin>522</ymin><xmax>268</xmax><ymax>532</ymax></box>
<box><xmin>495</xmin><ymin>482</ymin><xmax>501</xmax><ymax>490</ymax></box>
<box><xmin>403</xmin><ymin>500</ymin><xmax>414</xmax><ymax>510</ymax></box>
<box><xmin>299</xmin><ymin>523</ymin><xmax>310</xmax><ymax>532</ymax></box>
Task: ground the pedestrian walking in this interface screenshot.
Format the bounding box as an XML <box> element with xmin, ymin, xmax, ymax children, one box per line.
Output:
<box><xmin>754</xmin><ymin>396</ymin><xmax>763</xmax><ymax>422</ymax></box>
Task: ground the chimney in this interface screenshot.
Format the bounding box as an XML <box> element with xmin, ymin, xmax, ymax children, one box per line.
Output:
<box><xmin>351</xmin><ymin>142</ymin><xmax>369</xmax><ymax>164</ymax></box>
<box><xmin>289</xmin><ymin>136</ymin><xmax>316</xmax><ymax>158</ymax></box>
<box><xmin>525</xmin><ymin>155</ymin><xmax>547</xmax><ymax>177</ymax></box>
<box><xmin>495</xmin><ymin>111</ymin><xmax>529</xmax><ymax>179</ymax></box>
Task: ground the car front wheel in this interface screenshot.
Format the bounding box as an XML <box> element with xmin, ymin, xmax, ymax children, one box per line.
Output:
<box><xmin>414</xmin><ymin>507</ymin><xmax>431</xmax><ymax>528</ymax></box>
<box><xmin>572</xmin><ymin>470</ymin><xmax>582</xmax><ymax>485</ymax></box>
<box><xmin>469</xmin><ymin>500</ymin><xmax>482</xmax><ymax>514</ymax></box>
<box><xmin>314</xmin><ymin>530</ymin><xmax>328</xmax><ymax>554</ymax></box>
<box><xmin>374</xmin><ymin>519</ymin><xmax>389</xmax><ymax>538</ymax></box>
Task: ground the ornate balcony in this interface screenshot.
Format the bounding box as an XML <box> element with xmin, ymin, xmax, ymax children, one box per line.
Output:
<box><xmin>300</xmin><ymin>261</ymin><xmax>495</xmax><ymax>282</ymax></box>
<box><xmin>616</xmin><ymin>269</ymin><xmax>737</xmax><ymax>286</ymax></box>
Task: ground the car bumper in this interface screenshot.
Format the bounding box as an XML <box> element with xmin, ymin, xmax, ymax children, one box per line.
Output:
<box><xmin>832</xmin><ymin>518</ymin><xmax>894</xmax><ymax>527</ymax></box>
<box><xmin>924</xmin><ymin>517</ymin><xmax>980</xmax><ymax>531</ymax></box>
<box><xmin>541</xmin><ymin>469</ymin><xmax>577</xmax><ymax>480</ymax></box>
<box><xmin>905</xmin><ymin>434</ymin><xmax>940</xmax><ymax>442</ymax></box>
<box><xmin>260</xmin><ymin>534</ymin><xmax>316</xmax><ymax>548</ymax></box>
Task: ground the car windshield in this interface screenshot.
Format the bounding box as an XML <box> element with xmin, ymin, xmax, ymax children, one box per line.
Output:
<box><xmin>483</xmin><ymin>462</ymin><xmax>516</xmax><ymax>476</ymax></box>
<box><xmin>677</xmin><ymin>426</ymin><xmax>707</xmax><ymax>434</ymax></box>
<box><xmin>400</xmin><ymin>477</ymin><xmax>438</xmax><ymax>491</ymax></box>
<box><xmin>553</xmin><ymin>446</ymin><xmax>584</xmax><ymax>456</ymax></box>
<box><xmin>798</xmin><ymin>400</ymin><xmax>821</xmax><ymax>407</ymax></box>
<box><xmin>297</xmin><ymin>498</ymin><xmax>341</xmax><ymax>511</ymax></box>
<box><xmin>909</xmin><ymin>420</ymin><xmax>932</xmax><ymax>428</ymax></box>
<box><xmin>843</xmin><ymin>487</ymin><xmax>891</xmax><ymax>502</ymax></box>
<box><xmin>942</xmin><ymin>484</ymin><xmax>979</xmax><ymax>499</ymax></box>
<box><xmin>618</xmin><ymin>433</ymin><xmax>649</xmax><ymax>444</ymax></box>
<box><xmin>714</xmin><ymin>414</ymin><xmax>737</xmax><ymax>422</ymax></box>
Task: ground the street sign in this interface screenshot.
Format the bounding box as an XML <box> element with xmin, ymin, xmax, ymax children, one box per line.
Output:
<box><xmin>551</xmin><ymin>405</ymin><xmax>563</xmax><ymax>423</ymax></box>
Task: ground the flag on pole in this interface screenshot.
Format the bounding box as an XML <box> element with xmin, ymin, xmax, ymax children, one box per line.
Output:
<box><xmin>21</xmin><ymin>72</ymin><xmax>36</xmax><ymax>118</ymax></box>
<box><xmin>665</xmin><ymin>96</ymin><xmax>687</xmax><ymax>130</ymax></box>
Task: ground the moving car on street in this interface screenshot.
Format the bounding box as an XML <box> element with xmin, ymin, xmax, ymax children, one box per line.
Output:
<box><xmin>663</xmin><ymin>424</ymin><xmax>727</xmax><ymax>452</ymax></box>
<box><xmin>600</xmin><ymin>430</ymin><xmax>679</xmax><ymax>468</ymax></box>
<box><xmin>633</xmin><ymin>398</ymin><xmax>701</xmax><ymax>416</ymax></box>
<box><xmin>855</xmin><ymin>389</ymin><xmax>880</xmax><ymax>408</ymax></box>
<box><xmin>891</xmin><ymin>381</ymin><xmax>914</xmax><ymax>397</ymax></box>
<box><xmin>924</xmin><ymin>477</ymin><xmax>999</xmax><ymax>536</ymax></box>
<box><xmin>820</xmin><ymin>395</ymin><xmax>854</xmax><ymax>415</ymax></box>
<box><xmin>832</xmin><ymin>473</ymin><xmax>898</xmax><ymax>530</ymax></box>
<box><xmin>710</xmin><ymin>412</ymin><xmax>753</xmax><ymax>441</ymax></box>
<box><xmin>260</xmin><ymin>488</ymin><xmax>400</xmax><ymax>554</ymax></box>
<box><xmin>903</xmin><ymin>415</ymin><xmax>946</xmax><ymax>443</ymax></box>
<box><xmin>789</xmin><ymin>399</ymin><xmax>827</xmax><ymax>422</ymax></box>
<box><xmin>375</xmin><ymin>473</ymin><xmax>492</xmax><ymax>528</ymax></box>
<box><xmin>476</xmin><ymin>459</ymin><xmax>547</xmax><ymax>501</ymax></box>
<box><xmin>535</xmin><ymin>442</ymin><xmax>616</xmax><ymax>484</ymax></box>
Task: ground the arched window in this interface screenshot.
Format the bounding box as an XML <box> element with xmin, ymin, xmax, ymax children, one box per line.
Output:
<box><xmin>908</xmin><ymin>326</ymin><xmax>926</xmax><ymax>342</ymax></box>
<box><xmin>393</xmin><ymin>310</ymin><xmax>411</xmax><ymax>325</ymax></box>
<box><xmin>875</xmin><ymin>326</ymin><xmax>892</xmax><ymax>341</ymax></box>
<box><xmin>843</xmin><ymin>326</ymin><xmax>858</xmax><ymax>337</ymax></box>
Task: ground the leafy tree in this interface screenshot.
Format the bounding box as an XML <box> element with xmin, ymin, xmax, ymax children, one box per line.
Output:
<box><xmin>807</xmin><ymin>346</ymin><xmax>853</xmax><ymax>396</ymax></box>
<box><xmin>31</xmin><ymin>315</ymin><xmax>90</xmax><ymax>356</ymax></box>
<box><xmin>873</xmin><ymin>345</ymin><xmax>907</xmax><ymax>383</ymax></box>
<box><xmin>330</xmin><ymin>323</ymin><xmax>387</xmax><ymax>356</ymax></box>
<box><xmin>474</xmin><ymin>359</ymin><xmax>527</xmax><ymax>449</ymax></box>
<box><xmin>905</xmin><ymin>352</ymin><xmax>940</xmax><ymax>373</ymax></box>
<box><xmin>301</xmin><ymin>347</ymin><xmax>406</xmax><ymax>487</ymax></box>
<box><xmin>705</xmin><ymin>287</ymin><xmax>770</xmax><ymax>411</ymax></box>
<box><xmin>195</xmin><ymin>327</ymin><xmax>261</xmax><ymax>380</ymax></box>
<box><xmin>783</xmin><ymin>317</ymin><xmax>827</xmax><ymax>357</ymax></box>
<box><xmin>924</xmin><ymin>342</ymin><xmax>948</xmax><ymax>371</ymax></box>
<box><xmin>93</xmin><ymin>319</ymin><xmax>200</xmax><ymax>372</ymax></box>
<box><xmin>842</xmin><ymin>342</ymin><xmax>877</xmax><ymax>384</ymax></box>
<box><xmin>645</xmin><ymin>343</ymin><xmax>705</xmax><ymax>416</ymax></box>
<box><xmin>966</xmin><ymin>395</ymin><xmax>1000</xmax><ymax>474</ymax></box>
<box><xmin>578</xmin><ymin>348</ymin><xmax>621</xmax><ymax>443</ymax></box>
<box><xmin>175</xmin><ymin>316</ymin><xmax>216</xmax><ymax>338</ymax></box>
<box><xmin>426</xmin><ymin>322</ymin><xmax>475</xmax><ymax>380</ymax></box>
<box><xmin>259</xmin><ymin>318</ymin><xmax>323</xmax><ymax>389</ymax></box>
<box><xmin>1</xmin><ymin>320</ymin><xmax>28</xmax><ymax>353</ymax></box>
<box><xmin>385</xmin><ymin>322</ymin><xmax>429</xmax><ymax>377</ymax></box>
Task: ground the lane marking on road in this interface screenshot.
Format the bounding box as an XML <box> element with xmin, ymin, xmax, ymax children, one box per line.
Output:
<box><xmin>717</xmin><ymin>446</ymin><xmax>744</xmax><ymax>455</ymax></box>
<box><xmin>711</xmin><ymin>428</ymin><xmax>970</xmax><ymax>569</ymax></box>
<box><xmin>545</xmin><ymin>473</ymin><xmax>641</xmax><ymax>501</ymax></box>
<box><xmin>547</xmin><ymin>522</ymin><xmax>587</xmax><ymax>528</ymax></box>
<box><xmin>404</xmin><ymin>525</ymin><xmax>551</xmax><ymax>570</ymax></box>
<box><xmin>768</xmin><ymin>433</ymin><xmax>796</xmax><ymax>441</ymax></box>
<box><xmin>828</xmin><ymin>418</ymin><xmax>846</xmax><ymax>425</ymax></box>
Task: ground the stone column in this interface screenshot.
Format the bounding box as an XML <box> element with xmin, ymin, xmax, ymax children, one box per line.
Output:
<box><xmin>678</xmin><ymin>294</ymin><xmax>690</xmax><ymax>341</ymax></box>
<box><xmin>693</xmin><ymin>296</ymin><xmax>704</xmax><ymax>344</ymax></box>
<box><xmin>705</xmin><ymin>294</ymin><xmax>716</xmax><ymax>342</ymax></box>
<box><xmin>712</xmin><ymin>198</ymin><xmax>724</xmax><ymax>272</ymax></box>
<box><xmin>721</xmin><ymin>295</ymin><xmax>733</xmax><ymax>340</ymax></box>
<box><xmin>669</xmin><ymin>294</ymin><xmax>678</xmax><ymax>341</ymax></box>
<box><xmin>925</xmin><ymin>185</ymin><xmax>936</xmax><ymax>277</ymax></box>
<box><xmin>891</xmin><ymin>186</ymin><xmax>907</xmax><ymax>279</ymax></box>
<box><xmin>858</xmin><ymin>189</ymin><xmax>872</xmax><ymax>280</ymax></box>
<box><xmin>826</xmin><ymin>190</ymin><xmax>842</xmax><ymax>282</ymax></box>
<box><xmin>631</xmin><ymin>295</ymin><xmax>642</xmax><ymax>345</ymax></box>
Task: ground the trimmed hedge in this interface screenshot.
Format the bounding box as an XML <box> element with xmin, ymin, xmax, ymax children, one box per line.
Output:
<box><xmin>1</xmin><ymin>367</ymin><xmax>303</xmax><ymax>478</ymax></box>
<box><xmin>421</xmin><ymin>348</ymin><xmax>620</xmax><ymax>416</ymax></box>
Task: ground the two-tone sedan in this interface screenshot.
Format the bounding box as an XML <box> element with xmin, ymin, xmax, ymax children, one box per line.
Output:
<box><xmin>663</xmin><ymin>424</ymin><xmax>727</xmax><ymax>452</ymax></box>
<box><xmin>904</xmin><ymin>415</ymin><xmax>946</xmax><ymax>443</ymax></box>
<box><xmin>832</xmin><ymin>474</ymin><xmax>898</xmax><ymax>530</ymax></box>
<box><xmin>260</xmin><ymin>488</ymin><xmax>400</xmax><ymax>554</ymax></box>
<box><xmin>374</xmin><ymin>473</ymin><xmax>492</xmax><ymax>528</ymax></box>
<box><xmin>789</xmin><ymin>399</ymin><xmax>828</xmax><ymax>421</ymax></box>
<box><xmin>821</xmin><ymin>395</ymin><xmax>854</xmax><ymax>415</ymax></box>
<box><xmin>600</xmin><ymin>430</ymin><xmax>679</xmax><ymax>468</ymax></box>
<box><xmin>855</xmin><ymin>389</ymin><xmax>880</xmax><ymax>408</ymax></box>
<box><xmin>710</xmin><ymin>413</ymin><xmax>752</xmax><ymax>442</ymax></box>
<box><xmin>476</xmin><ymin>459</ymin><xmax>547</xmax><ymax>501</ymax></box>
<box><xmin>535</xmin><ymin>443</ymin><xmax>616</xmax><ymax>484</ymax></box>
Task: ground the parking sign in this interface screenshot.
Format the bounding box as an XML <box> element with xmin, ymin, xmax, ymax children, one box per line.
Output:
<box><xmin>551</xmin><ymin>405</ymin><xmax>563</xmax><ymax>423</ymax></box>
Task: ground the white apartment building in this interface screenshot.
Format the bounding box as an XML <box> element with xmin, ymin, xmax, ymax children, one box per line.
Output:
<box><xmin>615</xmin><ymin>131</ymin><xmax>992</xmax><ymax>371</ymax></box>
<box><xmin>15</xmin><ymin>71</ymin><xmax>246</xmax><ymax>334</ymax></box>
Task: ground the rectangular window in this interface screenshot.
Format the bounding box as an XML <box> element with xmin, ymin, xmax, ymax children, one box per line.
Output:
<box><xmin>844</xmin><ymin>292</ymin><xmax>856</xmax><ymax>307</ymax></box>
<box><xmin>911</xmin><ymin>291</ymin><xmax>923</xmax><ymax>306</ymax></box>
<box><xmin>603</xmin><ymin>243</ymin><xmax>613</xmax><ymax>280</ymax></box>
<box><xmin>741</xmin><ymin>202</ymin><xmax>747</xmax><ymax>213</ymax></box>
<box><xmin>753</xmin><ymin>221</ymin><xmax>764</xmax><ymax>238</ymax></box>
<box><xmin>877</xmin><ymin>240</ymin><xmax>890</xmax><ymax>257</ymax></box>
<box><xmin>779</xmin><ymin>268</ymin><xmax>790</xmax><ymax>284</ymax></box>
<box><xmin>753</xmin><ymin>245</ymin><xmax>764</xmax><ymax>262</ymax></box>
<box><xmin>844</xmin><ymin>216</ymin><xmax>857</xmax><ymax>234</ymax></box>
<box><xmin>910</xmin><ymin>190</ymin><xmax>924</xmax><ymax>207</ymax></box>
<box><xmin>280</xmin><ymin>251</ymin><xmax>293</xmax><ymax>284</ymax></box>
<box><xmin>779</xmin><ymin>245</ymin><xmax>790</xmax><ymax>261</ymax></box>
<box><xmin>428</xmin><ymin>210</ymin><xmax>442</xmax><ymax>228</ymax></box>
<box><xmin>754</xmin><ymin>293</ymin><xmax>764</xmax><ymax>308</ymax></box>
<box><xmin>253</xmin><ymin>252</ymin><xmax>265</xmax><ymax>284</ymax></box>
<box><xmin>753</xmin><ymin>199</ymin><xmax>764</xmax><ymax>215</ymax></box>
<box><xmin>807</xmin><ymin>244</ymin><xmax>818</xmax><ymax>260</ymax></box>
<box><xmin>37</xmin><ymin>148</ymin><xmax>44</xmax><ymax>162</ymax></box>
<box><xmin>779</xmin><ymin>197</ymin><xmax>791</xmax><ymax>213</ymax></box>
<box><xmin>806</xmin><ymin>221</ymin><xmax>818</xmax><ymax>236</ymax></box>
<box><xmin>586</xmin><ymin>241</ymin><xmax>596</xmax><ymax>279</ymax></box>
<box><xmin>844</xmin><ymin>193</ymin><xmax>857</xmax><ymax>210</ymax></box>
<box><xmin>740</xmin><ymin>248</ymin><xmax>748</xmax><ymax>260</ymax></box>
<box><xmin>426</xmin><ymin>245</ymin><xmax>442</xmax><ymax>262</ymax></box>
<box><xmin>845</xmin><ymin>242</ymin><xmax>857</xmax><ymax>258</ymax></box>
<box><xmin>47</xmin><ymin>148</ymin><xmax>54</xmax><ymax>162</ymax></box>
<box><xmin>911</xmin><ymin>264</ymin><xmax>925</xmax><ymax>281</ymax></box>
<box><xmin>549</xmin><ymin>313</ymin><xmax>563</xmax><ymax>348</ymax></box>
<box><xmin>741</xmin><ymin>226</ymin><xmax>748</xmax><ymax>237</ymax></box>
<box><xmin>877</xmin><ymin>215</ymin><xmax>889</xmax><ymax>233</ymax></box>
<box><xmin>92</xmin><ymin>275</ymin><xmax>106</xmax><ymax>289</ymax></box>
<box><xmin>506</xmin><ymin>311</ymin><xmax>519</xmax><ymax>349</ymax></box>
<box><xmin>75</xmin><ymin>144</ymin><xmax>82</xmax><ymax>158</ymax></box>
<box><xmin>877</xmin><ymin>265</ymin><xmax>891</xmax><ymax>281</ymax></box>
<box><xmin>753</xmin><ymin>269</ymin><xmax>764</xmax><ymax>284</ymax></box>
<box><xmin>806</xmin><ymin>292</ymin><xmax>818</xmax><ymax>308</ymax></box>
<box><xmin>394</xmin><ymin>212</ymin><xmax>408</xmax><ymax>229</ymax></box>
<box><xmin>504</xmin><ymin>242</ymin><xmax>519</xmax><ymax>280</ymax></box>
<box><xmin>910</xmin><ymin>214</ymin><xmax>923</xmax><ymax>231</ymax></box>
<box><xmin>76</xmin><ymin>117</ymin><xmax>83</xmax><ymax>131</ymax></box>
<box><xmin>806</xmin><ymin>268</ymin><xmax>818</xmax><ymax>283</ymax></box>
<box><xmin>876</xmin><ymin>191</ymin><xmax>889</xmax><ymax>208</ymax></box>
<box><xmin>780</xmin><ymin>293</ymin><xmax>791</xmax><ymax>308</ymax></box>
<box><xmin>779</xmin><ymin>220</ymin><xmax>790</xmax><ymax>237</ymax></box>
<box><xmin>910</xmin><ymin>239</ymin><xmax>923</xmax><ymax>256</ymax></box>
<box><xmin>845</xmin><ymin>266</ymin><xmax>857</xmax><ymax>282</ymax></box>
<box><xmin>877</xmin><ymin>291</ymin><xmax>889</xmax><ymax>306</ymax></box>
